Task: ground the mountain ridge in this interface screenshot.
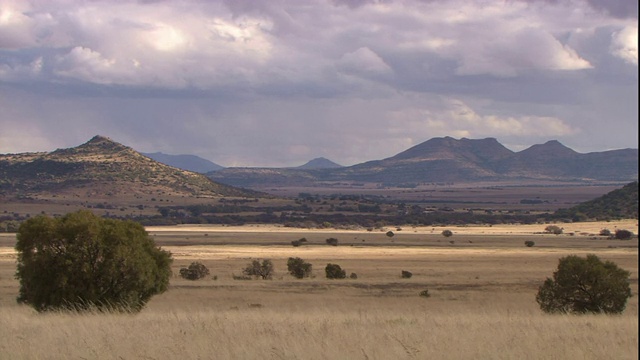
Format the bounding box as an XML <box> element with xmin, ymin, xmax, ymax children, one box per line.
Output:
<box><xmin>208</xmin><ymin>137</ymin><xmax>638</xmax><ymax>188</ymax></box>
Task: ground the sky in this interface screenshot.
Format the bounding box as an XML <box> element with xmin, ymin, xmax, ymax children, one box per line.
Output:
<box><xmin>0</xmin><ymin>0</ymin><xmax>637</xmax><ymax>167</ymax></box>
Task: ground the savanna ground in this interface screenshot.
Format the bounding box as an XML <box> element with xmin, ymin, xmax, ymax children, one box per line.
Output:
<box><xmin>0</xmin><ymin>219</ymin><xmax>637</xmax><ymax>359</ymax></box>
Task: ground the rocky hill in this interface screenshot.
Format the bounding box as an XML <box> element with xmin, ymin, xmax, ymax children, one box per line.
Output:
<box><xmin>296</xmin><ymin>157</ymin><xmax>342</xmax><ymax>170</ymax></box>
<box><xmin>554</xmin><ymin>181</ymin><xmax>639</xmax><ymax>220</ymax></box>
<box><xmin>0</xmin><ymin>136</ymin><xmax>256</xmax><ymax>199</ymax></box>
<box><xmin>208</xmin><ymin>137</ymin><xmax>638</xmax><ymax>188</ymax></box>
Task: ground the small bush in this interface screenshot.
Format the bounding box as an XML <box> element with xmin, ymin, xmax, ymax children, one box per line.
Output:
<box><xmin>179</xmin><ymin>262</ymin><xmax>210</xmax><ymax>280</ymax></box>
<box><xmin>325</xmin><ymin>263</ymin><xmax>346</xmax><ymax>279</ymax></box>
<box><xmin>326</xmin><ymin>238</ymin><xmax>339</xmax><ymax>246</ymax></box>
<box><xmin>243</xmin><ymin>259</ymin><xmax>274</xmax><ymax>280</ymax></box>
<box><xmin>419</xmin><ymin>289</ymin><xmax>431</xmax><ymax>298</ymax></box>
<box><xmin>536</xmin><ymin>254</ymin><xmax>631</xmax><ymax>314</ymax></box>
<box><xmin>401</xmin><ymin>270</ymin><xmax>413</xmax><ymax>279</ymax></box>
<box><xmin>544</xmin><ymin>225</ymin><xmax>563</xmax><ymax>235</ymax></box>
<box><xmin>441</xmin><ymin>229</ymin><xmax>453</xmax><ymax>237</ymax></box>
<box><xmin>291</xmin><ymin>240</ymin><xmax>301</xmax><ymax>247</ymax></box>
<box><xmin>349</xmin><ymin>272</ymin><xmax>358</xmax><ymax>279</ymax></box>
<box><xmin>524</xmin><ymin>240</ymin><xmax>535</xmax><ymax>247</ymax></box>
<box><xmin>287</xmin><ymin>257</ymin><xmax>312</xmax><ymax>279</ymax></box>
<box><xmin>386</xmin><ymin>231</ymin><xmax>394</xmax><ymax>238</ymax></box>
<box><xmin>615</xmin><ymin>229</ymin><xmax>633</xmax><ymax>240</ymax></box>
<box><xmin>599</xmin><ymin>228</ymin><xmax>611</xmax><ymax>236</ymax></box>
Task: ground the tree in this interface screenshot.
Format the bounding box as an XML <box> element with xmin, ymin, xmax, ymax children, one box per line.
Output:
<box><xmin>325</xmin><ymin>263</ymin><xmax>346</xmax><ymax>279</ymax></box>
<box><xmin>287</xmin><ymin>257</ymin><xmax>312</xmax><ymax>279</ymax></box>
<box><xmin>614</xmin><ymin>229</ymin><xmax>633</xmax><ymax>240</ymax></box>
<box><xmin>179</xmin><ymin>262</ymin><xmax>210</xmax><ymax>280</ymax></box>
<box><xmin>536</xmin><ymin>254</ymin><xmax>632</xmax><ymax>314</ymax></box>
<box><xmin>243</xmin><ymin>259</ymin><xmax>274</xmax><ymax>279</ymax></box>
<box><xmin>544</xmin><ymin>225</ymin><xmax>563</xmax><ymax>235</ymax></box>
<box><xmin>15</xmin><ymin>210</ymin><xmax>172</xmax><ymax>312</ymax></box>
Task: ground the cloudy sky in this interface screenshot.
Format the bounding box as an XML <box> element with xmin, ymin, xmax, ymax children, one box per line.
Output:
<box><xmin>0</xmin><ymin>0</ymin><xmax>637</xmax><ymax>167</ymax></box>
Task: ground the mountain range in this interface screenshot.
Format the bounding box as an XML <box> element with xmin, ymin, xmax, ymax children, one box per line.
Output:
<box><xmin>207</xmin><ymin>137</ymin><xmax>638</xmax><ymax>188</ymax></box>
<box><xmin>141</xmin><ymin>152</ymin><xmax>224</xmax><ymax>173</ymax></box>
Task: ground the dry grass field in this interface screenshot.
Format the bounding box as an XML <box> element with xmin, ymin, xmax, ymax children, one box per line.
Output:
<box><xmin>0</xmin><ymin>220</ymin><xmax>637</xmax><ymax>359</ymax></box>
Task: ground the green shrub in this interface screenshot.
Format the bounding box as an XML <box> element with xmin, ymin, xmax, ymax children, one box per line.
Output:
<box><xmin>401</xmin><ymin>270</ymin><xmax>413</xmax><ymax>278</ymax></box>
<box><xmin>287</xmin><ymin>257</ymin><xmax>312</xmax><ymax>279</ymax></box>
<box><xmin>536</xmin><ymin>254</ymin><xmax>631</xmax><ymax>314</ymax></box>
<box><xmin>325</xmin><ymin>263</ymin><xmax>346</xmax><ymax>279</ymax></box>
<box><xmin>615</xmin><ymin>229</ymin><xmax>633</xmax><ymax>240</ymax></box>
<box><xmin>243</xmin><ymin>259</ymin><xmax>274</xmax><ymax>280</ymax></box>
<box><xmin>544</xmin><ymin>225</ymin><xmax>563</xmax><ymax>235</ymax></box>
<box><xmin>524</xmin><ymin>240</ymin><xmax>535</xmax><ymax>247</ymax></box>
<box><xmin>599</xmin><ymin>228</ymin><xmax>611</xmax><ymax>237</ymax></box>
<box><xmin>441</xmin><ymin>229</ymin><xmax>453</xmax><ymax>237</ymax></box>
<box><xmin>15</xmin><ymin>210</ymin><xmax>172</xmax><ymax>312</ymax></box>
<box><xmin>325</xmin><ymin>238</ymin><xmax>339</xmax><ymax>246</ymax></box>
<box><xmin>179</xmin><ymin>262</ymin><xmax>210</xmax><ymax>280</ymax></box>
<box><xmin>386</xmin><ymin>231</ymin><xmax>394</xmax><ymax>237</ymax></box>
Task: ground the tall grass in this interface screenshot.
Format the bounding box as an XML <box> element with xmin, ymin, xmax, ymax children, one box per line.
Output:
<box><xmin>1</xmin><ymin>297</ymin><xmax>637</xmax><ymax>360</ymax></box>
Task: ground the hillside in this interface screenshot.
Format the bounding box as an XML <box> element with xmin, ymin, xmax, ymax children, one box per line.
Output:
<box><xmin>554</xmin><ymin>181</ymin><xmax>639</xmax><ymax>220</ymax></box>
<box><xmin>209</xmin><ymin>137</ymin><xmax>638</xmax><ymax>188</ymax></box>
<box><xmin>296</xmin><ymin>157</ymin><xmax>342</xmax><ymax>170</ymax></box>
<box><xmin>142</xmin><ymin>152</ymin><xmax>224</xmax><ymax>173</ymax></box>
<box><xmin>0</xmin><ymin>136</ymin><xmax>256</xmax><ymax>199</ymax></box>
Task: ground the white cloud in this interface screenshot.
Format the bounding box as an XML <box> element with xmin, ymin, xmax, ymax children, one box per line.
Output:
<box><xmin>338</xmin><ymin>47</ymin><xmax>392</xmax><ymax>76</ymax></box>
<box><xmin>610</xmin><ymin>25</ymin><xmax>638</xmax><ymax>65</ymax></box>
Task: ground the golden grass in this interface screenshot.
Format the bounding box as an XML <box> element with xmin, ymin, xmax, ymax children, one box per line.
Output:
<box><xmin>0</xmin><ymin>224</ymin><xmax>637</xmax><ymax>359</ymax></box>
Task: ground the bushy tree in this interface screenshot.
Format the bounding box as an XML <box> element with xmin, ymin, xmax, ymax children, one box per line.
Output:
<box><xmin>287</xmin><ymin>257</ymin><xmax>312</xmax><ymax>279</ymax></box>
<box><xmin>536</xmin><ymin>254</ymin><xmax>631</xmax><ymax>314</ymax></box>
<box><xmin>615</xmin><ymin>229</ymin><xmax>633</xmax><ymax>240</ymax></box>
<box><xmin>325</xmin><ymin>263</ymin><xmax>346</xmax><ymax>279</ymax></box>
<box><xmin>15</xmin><ymin>210</ymin><xmax>172</xmax><ymax>312</ymax></box>
<box><xmin>544</xmin><ymin>225</ymin><xmax>563</xmax><ymax>235</ymax></box>
<box><xmin>243</xmin><ymin>259</ymin><xmax>274</xmax><ymax>279</ymax></box>
<box><xmin>179</xmin><ymin>262</ymin><xmax>210</xmax><ymax>280</ymax></box>
<box><xmin>325</xmin><ymin>237</ymin><xmax>339</xmax><ymax>246</ymax></box>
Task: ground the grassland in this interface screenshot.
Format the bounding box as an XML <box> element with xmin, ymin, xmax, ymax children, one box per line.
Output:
<box><xmin>0</xmin><ymin>221</ymin><xmax>637</xmax><ymax>359</ymax></box>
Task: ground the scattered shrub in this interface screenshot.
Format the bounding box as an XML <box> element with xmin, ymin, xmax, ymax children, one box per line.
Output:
<box><xmin>325</xmin><ymin>237</ymin><xmax>339</xmax><ymax>246</ymax></box>
<box><xmin>291</xmin><ymin>240</ymin><xmax>301</xmax><ymax>247</ymax></box>
<box><xmin>349</xmin><ymin>272</ymin><xmax>358</xmax><ymax>279</ymax></box>
<box><xmin>524</xmin><ymin>240</ymin><xmax>535</xmax><ymax>247</ymax></box>
<box><xmin>15</xmin><ymin>210</ymin><xmax>172</xmax><ymax>312</ymax></box>
<box><xmin>599</xmin><ymin>228</ymin><xmax>611</xmax><ymax>236</ymax></box>
<box><xmin>536</xmin><ymin>254</ymin><xmax>631</xmax><ymax>314</ymax></box>
<box><xmin>325</xmin><ymin>263</ymin><xmax>346</xmax><ymax>279</ymax></box>
<box><xmin>419</xmin><ymin>289</ymin><xmax>431</xmax><ymax>298</ymax></box>
<box><xmin>401</xmin><ymin>270</ymin><xmax>413</xmax><ymax>279</ymax></box>
<box><xmin>243</xmin><ymin>259</ymin><xmax>274</xmax><ymax>280</ymax></box>
<box><xmin>287</xmin><ymin>257</ymin><xmax>312</xmax><ymax>279</ymax></box>
<box><xmin>386</xmin><ymin>231</ymin><xmax>394</xmax><ymax>238</ymax></box>
<box><xmin>544</xmin><ymin>225</ymin><xmax>563</xmax><ymax>235</ymax></box>
<box><xmin>441</xmin><ymin>229</ymin><xmax>453</xmax><ymax>237</ymax></box>
<box><xmin>179</xmin><ymin>262</ymin><xmax>210</xmax><ymax>280</ymax></box>
<box><xmin>615</xmin><ymin>229</ymin><xmax>633</xmax><ymax>240</ymax></box>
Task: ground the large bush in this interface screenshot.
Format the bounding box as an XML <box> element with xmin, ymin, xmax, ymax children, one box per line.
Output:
<box><xmin>287</xmin><ymin>257</ymin><xmax>312</xmax><ymax>279</ymax></box>
<box><xmin>325</xmin><ymin>263</ymin><xmax>346</xmax><ymax>279</ymax></box>
<box><xmin>536</xmin><ymin>254</ymin><xmax>631</xmax><ymax>314</ymax></box>
<box><xmin>15</xmin><ymin>210</ymin><xmax>172</xmax><ymax>312</ymax></box>
<box><xmin>243</xmin><ymin>259</ymin><xmax>274</xmax><ymax>279</ymax></box>
<box><xmin>179</xmin><ymin>262</ymin><xmax>210</xmax><ymax>280</ymax></box>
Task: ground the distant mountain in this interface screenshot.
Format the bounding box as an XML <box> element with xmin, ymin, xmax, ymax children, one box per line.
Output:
<box><xmin>0</xmin><ymin>135</ymin><xmax>257</xmax><ymax>199</ymax></box>
<box><xmin>296</xmin><ymin>157</ymin><xmax>342</xmax><ymax>169</ymax></box>
<box><xmin>208</xmin><ymin>137</ymin><xmax>638</xmax><ymax>188</ymax></box>
<box><xmin>142</xmin><ymin>152</ymin><xmax>224</xmax><ymax>173</ymax></box>
<box><xmin>555</xmin><ymin>181</ymin><xmax>638</xmax><ymax>220</ymax></box>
